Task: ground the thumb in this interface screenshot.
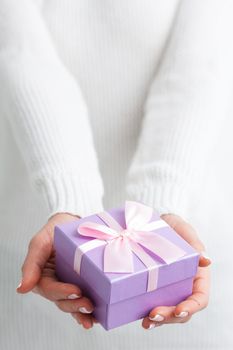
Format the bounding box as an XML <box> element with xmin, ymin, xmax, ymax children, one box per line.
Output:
<box><xmin>161</xmin><ymin>214</ymin><xmax>212</xmax><ymax>268</ymax></box>
<box><xmin>175</xmin><ymin>220</ymin><xmax>212</xmax><ymax>267</ymax></box>
<box><xmin>16</xmin><ymin>229</ymin><xmax>53</xmax><ymax>294</ymax></box>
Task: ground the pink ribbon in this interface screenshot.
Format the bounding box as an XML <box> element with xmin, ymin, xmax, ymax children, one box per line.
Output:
<box><xmin>75</xmin><ymin>201</ymin><xmax>186</xmax><ymax>292</ymax></box>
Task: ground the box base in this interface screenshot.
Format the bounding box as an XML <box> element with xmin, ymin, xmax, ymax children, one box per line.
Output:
<box><xmin>56</xmin><ymin>254</ymin><xmax>194</xmax><ymax>330</ymax></box>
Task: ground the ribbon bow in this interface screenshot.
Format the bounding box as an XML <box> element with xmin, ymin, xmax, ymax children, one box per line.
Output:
<box><xmin>76</xmin><ymin>201</ymin><xmax>186</xmax><ymax>291</ymax></box>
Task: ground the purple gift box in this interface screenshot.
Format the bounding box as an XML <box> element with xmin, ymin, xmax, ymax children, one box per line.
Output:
<box><xmin>54</xmin><ymin>201</ymin><xmax>199</xmax><ymax>330</ymax></box>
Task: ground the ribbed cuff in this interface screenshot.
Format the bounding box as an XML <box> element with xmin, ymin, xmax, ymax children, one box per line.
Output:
<box><xmin>126</xmin><ymin>182</ymin><xmax>191</xmax><ymax>222</ymax></box>
<box><xmin>33</xmin><ymin>170</ymin><xmax>104</xmax><ymax>220</ymax></box>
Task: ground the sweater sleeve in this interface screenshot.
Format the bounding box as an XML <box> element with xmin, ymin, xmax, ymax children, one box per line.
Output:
<box><xmin>125</xmin><ymin>0</ymin><xmax>233</xmax><ymax>220</ymax></box>
<box><xmin>0</xmin><ymin>0</ymin><xmax>104</xmax><ymax>218</ymax></box>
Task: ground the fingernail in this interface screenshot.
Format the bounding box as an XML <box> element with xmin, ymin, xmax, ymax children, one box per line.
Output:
<box><xmin>148</xmin><ymin>323</ymin><xmax>156</xmax><ymax>330</ymax></box>
<box><xmin>175</xmin><ymin>311</ymin><xmax>189</xmax><ymax>318</ymax></box>
<box><xmin>67</xmin><ymin>294</ymin><xmax>81</xmax><ymax>300</ymax></box>
<box><xmin>201</xmin><ymin>251</ymin><xmax>211</xmax><ymax>262</ymax></box>
<box><xmin>16</xmin><ymin>281</ymin><xmax>22</xmax><ymax>290</ymax></box>
<box><xmin>149</xmin><ymin>314</ymin><xmax>164</xmax><ymax>322</ymax></box>
<box><xmin>79</xmin><ymin>307</ymin><xmax>93</xmax><ymax>314</ymax></box>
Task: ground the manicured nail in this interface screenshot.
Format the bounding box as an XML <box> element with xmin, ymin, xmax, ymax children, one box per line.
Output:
<box><xmin>16</xmin><ymin>281</ymin><xmax>22</xmax><ymax>290</ymax></box>
<box><xmin>67</xmin><ymin>294</ymin><xmax>81</xmax><ymax>300</ymax></box>
<box><xmin>175</xmin><ymin>311</ymin><xmax>189</xmax><ymax>318</ymax></box>
<box><xmin>148</xmin><ymin>323</ymin><xmax>156</xmax><ymax>330</ymax></box>
<box><xmin>201</xmin><ymin>251</ymin><xmax>211</xmax><ymax>262</ymax></box>
<box><xmin>149</xmin><ymin>314</ymin><xmax>164</xmax><ymax>322</ymax></box>
<box><xmin>79</xmin><ymin>307</ymin><xmax>93</xmax><ymax>314</ymax></box>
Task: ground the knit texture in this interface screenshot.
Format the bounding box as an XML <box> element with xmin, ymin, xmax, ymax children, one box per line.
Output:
<box><xmin>1</xmin><ymin>1</ymin><xmax>233</xmax><ymax>350</ymax></box>
<box><xmin>0</xmin><ymin>0</ymin><xmax>232</xmax><ymax>221</ymax></box>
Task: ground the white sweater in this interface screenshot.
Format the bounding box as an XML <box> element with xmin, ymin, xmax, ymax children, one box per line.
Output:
<box><xmin>1</xmin><ymin>2</ymin><xmax>233</xmax><ymax>350</ymax></box>
<box><xmin>0</xmin><ymin>0</ymin><xmax>232</xmax><ymax>221</ymax></box>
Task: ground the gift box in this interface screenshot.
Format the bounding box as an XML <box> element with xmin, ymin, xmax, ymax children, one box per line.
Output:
<box><xmin>54</xmin><ymin>201</ymin><xmax>199</xmax><ymax>330</ymax></box>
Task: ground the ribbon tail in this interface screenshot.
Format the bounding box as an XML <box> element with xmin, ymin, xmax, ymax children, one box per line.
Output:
<box><xmin>104</xmin><ymin>237</ymin><xmax>134</xmax><ymax>273</ymax></box>
<box><xmin>74</xmin><ymin>239</ymin><xmax>107</xmax><ymax>274</ymax></box>
<box><xmin>137</xmin><ymin>232</ymin><xmax>186</xmax><ymax>264</ymax></box>
<box><xmin>129</xmin><ymin>240</ymin><xmax>160</xmax><ymax>292</ymax></box>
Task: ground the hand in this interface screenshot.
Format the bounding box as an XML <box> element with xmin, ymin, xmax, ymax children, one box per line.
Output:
<box><xmin>142</xmin><ymin>213</ymin><xmax>211</xmax><ymax>330</ymax></box>
<box><xmin>16</xmin><ymin>212</ymin><xmax>98</xmax><ymax>330</ymax></box>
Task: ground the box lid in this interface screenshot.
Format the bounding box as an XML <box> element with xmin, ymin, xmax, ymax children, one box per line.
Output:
<box><xmin>54</xmin><ymin>206</ymin><xmax>199</xmax><ymax>304</ymax></box>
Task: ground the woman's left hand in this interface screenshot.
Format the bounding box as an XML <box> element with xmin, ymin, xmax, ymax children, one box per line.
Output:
<box><xmin>142</xmin><ymin>213</ymin><xmax>211</xmax><ymax>330</ymax></box>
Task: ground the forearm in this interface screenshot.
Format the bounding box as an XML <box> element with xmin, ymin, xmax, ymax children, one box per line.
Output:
<box><xmin>0</xmin><ymin>0</ymin><xmax>104</xmax><ymax>217</ymax></box>
<box><xmin>125</xmin><ymin>0</ymin><xmax>233</xmax><ymax>219</ymax></box>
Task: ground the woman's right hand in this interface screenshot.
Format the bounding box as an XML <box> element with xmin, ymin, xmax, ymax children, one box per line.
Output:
<box><xmin>16</xmin><ymin>212</ymin><xmax>97</xmax><ymax>329</ymax></box>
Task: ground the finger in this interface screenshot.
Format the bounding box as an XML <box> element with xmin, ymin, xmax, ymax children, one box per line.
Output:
<box><xmin>71</xmin><ymin>312</ymin><xmax>94</xmax><ymax>329</ymax></box>
<box><xmin>144</xmin><ymin>306</ymin><xmax>193</xmax><ymax>328</ymax></box>
<box><xmin>167</xmin><ymin>314</ymin><xmax>193</xmax><ymax>324</ymax></box>
<box><xmin>162</xmin><ymin>215</ymin><xmax>212</xmax><ymax>267</ymax></box>
<box><xmin>142</xmin><ymin>316</ymin><xmax>164</xmax><ymax>330</ymax></box>
<box><xmin>199</xmin><ymin>251</ymin><xmax>212</xmax><ymax>267</ymax></box>
<box><xmin>17</xmin><ymin>230</ymin><xmax>52</xmax><ymax>294</ymax></box>
<box><xmin>174</xmin><ymin>266</ymin><xmax>210</xmax><ymax>317</ymax></box>
<box><xmin>55</xmin><ymin>296</ymin><xmax>94</xmax><ymax>314</ymax></box>
<box><xmin>142</xmin><ymin>306</ymin><xmax>176</xmax><ymax>329</ymax></box>
<box><xmin>35</xmin><ymin>275</ymin><xmax>82</xmax><ymax>301</ymax></box>
<box><xmin>173</xmin><ymin>220</ymin><xmax>205</xmax><ymax>251</ymax></box>
<box><xmin>146</xmin><ymin>307</ymin><xmax>192</xmax><ymax>327</ymax></box>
